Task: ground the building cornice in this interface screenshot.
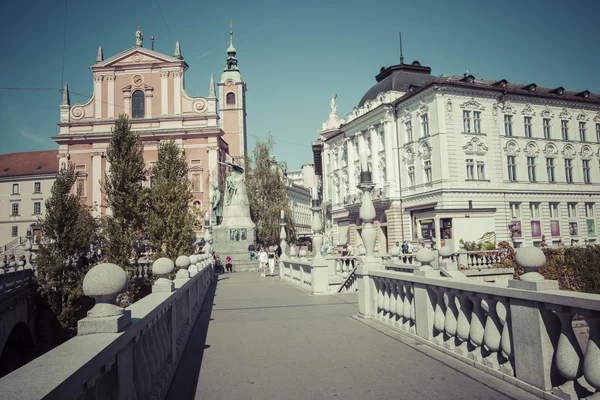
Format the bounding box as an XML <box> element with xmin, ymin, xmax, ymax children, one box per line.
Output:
<box><xmin>0</xmin><ymin>173</ymin><xmax>57</xmax><ymax>182</ymax></box>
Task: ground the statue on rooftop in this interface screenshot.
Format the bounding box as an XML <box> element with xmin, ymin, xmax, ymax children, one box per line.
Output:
<box><xmin>330</xmin><ymin>94</ymin><xmax>337</xmax><ymax>115</ymax></box>
<box><xmin>136</xmin><ymin>26</ymin><xmax>143</xmax><ymax>47</ymax></box>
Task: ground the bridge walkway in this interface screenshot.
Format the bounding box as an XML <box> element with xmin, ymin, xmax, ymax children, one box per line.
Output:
<box><xmin>167</xmin><ymin>272</ymin><xmax>539</xmax><ymax>400</ymax></box>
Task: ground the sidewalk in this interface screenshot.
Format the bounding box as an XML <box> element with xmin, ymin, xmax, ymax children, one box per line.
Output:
<box><xmin>167</xmin><ymin>272</ymin><xmax>539</xmax><ymax>400</ymax></box>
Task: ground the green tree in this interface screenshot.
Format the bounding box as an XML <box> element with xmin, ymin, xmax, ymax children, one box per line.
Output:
<box><xmin>246</xmin><ymin>135</ymin><xmax>296</xmax><ymax>246</ymax></box>
<box><xmin>36</xmin><ymin>163</ymin><xmax>97</xmax><ymax>335</ymax></box>
<box><xmin>147</xmin><ymin>139</ymin><xmax>197</xmax><ymax>258</ymax></box>
<box><xmin>103</xmin><ymin>114</ymin><xmax>148</xmax><ymax>305</ymax></box>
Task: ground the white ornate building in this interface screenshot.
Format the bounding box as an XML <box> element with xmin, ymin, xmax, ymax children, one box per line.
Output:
<box><xmin>316</xmin><ymin>58</ymin><xmax>600</xmax><ymax>251</ymax></box>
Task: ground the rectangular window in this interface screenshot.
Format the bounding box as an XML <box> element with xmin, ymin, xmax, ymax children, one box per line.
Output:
<box><xmin>510</xmin><ymin>202</ymin><xmax>521</xmax><ymax>219</ymax></box>
<box><xmin>507</xmin><ymin>156</ymin><xmax>517</xmax><ymax>181</ymax></box>
<box><xmin>543</xmin><ymin>118</ymin><xmax>551</xmax><ymax>139</ymax></box>
<box><xmin>587</xmin><ymin>219</ymin><xmax>596</xmax><ymax>236</ymax></box>
<box><xmin>568</xmin><ymin>202</ymin><xmax>577</xmax><ymax>218</ymax></box>
<box><xmin>524</xmin><ymin>116</ymin><xmax>533</xmax><ymax>138</ymax></box>
<box><xmin>504</xmin><ymin>115</ymin><xmax>513</xmax><ymax>136</ymax></box>
<box><xmin>33</xmin><ymin>202</ymin><xmax>41</xmax><ymax>215</ymax></box>
<box><xmin>531</xmin><ymin>220</ymin><xmax>542</xmax><ymax>237</ymax></box>
<box><xmin>546</xmin><ymin>157</ymin><xmax>555</xmax><ymax>182</ymax></box>
<box><xmin>579</xmin><ymin>122</ymin><xmax>587</xmax><ymax>142</ymax></box>
<box><xmin>77</xmin><ymin>179</ymin><xmax>85</xmax><ymax>197</ymax></box>
<box><xmin>565</xmin><ymin>159</ymin><xmax>573</xmax><ymax>183</ymax></box>
<box><xmin>421</xmin><ymin>113</ymin><xmax>429</xmax><ymax>137</ymax></box>
<box><xmin>583</xmin><ymin>159</ymin><xmax>591</xmax><ymax>183</ymax></box>
<box><xmin>190</xmin><ymin>159</ymin><xmax>202</xmax><ymax>166</ymax></box>
<box><xmin>527</xmin><ymin>156</ymin><xmax>536</xmax><ymax>182</ymax></box>
<box><xmin>596</xmin><ymin>123</ymin><xmax>600</xmax><ymax>143</ymax></box>
<box><xmin>192</xmin><ymin>174</ymin><xmax>202</xmax><ymax>192</ymax></box>
<box><xmin>586</xmin><ymin>203</ymin><xmax>595</xmax><ymax>218</ymax></box>
<box><xmin>549</xmin><ymin>203</ymin><xmax>560</xmax><ymax>218</ymax></box>
<box><xmin>12</xmin><ymin>184</ymin><xmax>19</xmax><ymax>194</ymax></box>
<box><xmin>408</xmin><ymin>166</ymin><xmax>415</xmax><ymax>186</ymax></box>
<box><xmin>473</xmin><ymin>111</ymin><xmax>481</xmax><ymax>133</ymax></box>
<box><xmin>466</xmin><ymin>159</ymin><xmax>474</xmax><ymax>179</ymax></box>
<box><xmin>34</xmin><ymin>182</ymin><xmax>41</xmax><ymax>193</ymax></box>
<box><xmin>424</xmin><ymin>160</ymin><xmax>432</xmax><ymax>183</ymax></box>
<box><xmin>551</xmin><ymin>220</ymin><xmax>561</xmax><ymax>237</ymax></box>
<box><xmin>463</xmin><ymin>111</ymin><xmax>471</xmax><ymax>133</ymax></box>
<box><xmin>12</xmin><ymin>226</ymin><xmax>18</xmax><ymax>237</ymax></box>
<box><xmin>561</xmin><ymin>120</ymin><xmax>569</xmax><ymax>140</ymax></box>
<box><xmin>406</xmin><ymin>121</ymin><xmax>413</xmax><ymax>142</ymax></box>
<box><xmin>530</xmin><ymin>202</ymin><xmax>541</xmax><ymax>219</ymax></box>
<box><xmin>12</xmin><ymin>203</ymin><xmax>19</xmax><ymax>216</ymax></box>
<box><xmin>476</xmin><ymin>161</ymin><xmax>485</xmax><ymax>180</ymax></box>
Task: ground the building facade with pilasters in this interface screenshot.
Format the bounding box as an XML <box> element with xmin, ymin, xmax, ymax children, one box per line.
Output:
<box><xmin>318</xmin><ymin>59</ymin><xmax>600</xmax><ymax>252</ymax></box>
<box><xmin>54</xmin><ymin>28</ymin><xmax>247</xmax><ymax>217</ymax></box>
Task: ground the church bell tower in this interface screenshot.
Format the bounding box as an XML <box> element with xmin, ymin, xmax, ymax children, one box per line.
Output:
<box><xmin>218</xmin><ymin>23</ymin><xmax>248</xmax><ymax>164</ymax></box>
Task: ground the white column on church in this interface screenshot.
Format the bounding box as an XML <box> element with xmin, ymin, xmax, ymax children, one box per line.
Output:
<box><xmin>173</xmin><ymin>70</ymin><xmax>182</xmax><ymax>115</ymax></box>
<box><xmin>322</xmin><ymin>146</ymin><xmax>330</xmax><ymax>202</ymax></box>
<box><xmin>105</xmin><ymin>158</ymin><xmax>112</xmax><ymax>216</ymax></box>
<box><xmin>106</xmin><ymin>74</ymin><xmax>115</xmax><ymax>119</ymax></box>
<box><xmin>94</xmin><ymin>75</ymin><xmax>103</xmax><ymax>119</ymax></box>
<box><xmin>369</xmin><ymin>125</ymin><xmax>380</xmax><ymax>186</ymax></box>
<box><xmin>161</xmin><ymin>70</ymin><xmax>169</xmax><ymax>115</ymax></box>
<box><xmin>383</xmin><ymin>112</ymin><xmax>395</xmax><ymax>196</ymax></box>
<box><xmin>346</xmin><ymin>137</ymin><xmax>355</xmax><ymax>194</ymax></box>
<box><xmin>91</xmin><ymin>152</ymin><xmax>102</xmax><ymax>217</ymax></box>
<box><xmin>145</xmin><ymin>88</ymin><xmax>153</xmax><ymax>118</ymax></box>
<box><xmin>123</xmin><ymin>90</ymin><xmax>131</xmax><ymax>118</ymax></box>
<box><xmin>207</xmin><ymin>145</ymin><xmax>218</xmax><ymax>203</ymax></box>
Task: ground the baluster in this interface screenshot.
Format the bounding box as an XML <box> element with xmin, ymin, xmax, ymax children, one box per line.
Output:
<box><xmin>498</xmin><ymin>300</ymin><xmax>514</xmax><ymax>376</ymax></box>
<box><xmin>374</xmin><ymin>278</ymin><xmax>382</xmax><ymax>317</ymax></box>
<box><xmin>402</xmin><ymin>284</ymin><xmax>411</xmax><ymax>331</ymax></box>
<box><xmin>468</xmin><ymin>293</ymin><xmax>486</xmax><ymax>363</ymax></box>
<box><xmin>395</xmin><ymin>282</ymin><xmax>405</xmax><ymax>329</ymax></box>
<box><xmin>444</xmin><ymin>292</ymin><xmax>458</xmax><ymax>349</ymax></box>
<box><xmin>342</xmin><ymin>259</ymin><xmax>349</xmax><ymax>278</ymax></box>
<box><xmin>482</xmin><ymin>298</ymin><xmax>502</xmax><ymax>369</ymax></box>
<box><xmin>583</xmin><ymin>315</ymin><xmax>600</xmax><ymax>398</ymax></box>
<box><xmin>409</xmin><ymin>285</ymin><xmax>416</xmax><ymax>333</ymax></box>
<box><xmin>433</xmin><ymin>287</ymin><xmax>446</xmax><ymax>346</ymax></box>
<box><xmin>388</xmin><ymin>279</ymin><xmax>397</xmax><ymax>326</ymax></box>
<box><xmin>455</xmin><ymin>292</ymin><xmax>472</xmax><ymax>356</ymax></box>
<box><xmin>132</xmin><ymin>338</ymin><xmax>147</xmax><ymax>398</ymax></box>
<box><xmin>148</xmin><ymin>322</ymin><xmax>161</xmax><ymax>383</ymax></box>
<box><xmin>552</xmin><ymin>309</ymin><xmax>584</xmax><ymax>399</ymax></box>
<box><xmin>383</xmin><ymin>279</ymin><xmax>391</xmax><ymax>321</ymax></box>
<box><xmin>335</xmin><ymin>259</ymin><xmax>341</xmax><ymax>275</ymax></box>
<box><xmin>138</xmin><ymin>334</ymin><xmax>152</xmax><ymax>397</ymax></box>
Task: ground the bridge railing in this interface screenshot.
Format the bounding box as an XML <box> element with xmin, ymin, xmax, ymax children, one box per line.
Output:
<box><xmin>358</xmin><ymin>248</ymin><xmax>600</xmax><ymax>399</ymax></box>
<box><xmin>0</xmin><ymin>253</ymin><xmax>215</xmax><ymax>400</ymax></box>
<box><xmin>0</xmin><ymin>269</ymin><xmax>34</xmax><ymax>298</ymax></box>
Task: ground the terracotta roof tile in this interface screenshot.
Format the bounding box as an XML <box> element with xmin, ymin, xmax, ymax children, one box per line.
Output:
<box><xmin>0</xmin><ymin>150</ymin><xmax>59</xmax><ymax>178</ymax></box>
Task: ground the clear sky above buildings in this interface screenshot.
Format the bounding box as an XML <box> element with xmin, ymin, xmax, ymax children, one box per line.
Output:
<box><xmin>0</xmin><ymin>0</ymin><xmax>598</xmax><ymax>169</ymax></box>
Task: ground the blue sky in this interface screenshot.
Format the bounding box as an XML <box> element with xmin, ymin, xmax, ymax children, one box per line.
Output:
<box><xmin>0</xmin><ymin>0</ymin><xmax>598</xmax><ymax>169</ymax></box>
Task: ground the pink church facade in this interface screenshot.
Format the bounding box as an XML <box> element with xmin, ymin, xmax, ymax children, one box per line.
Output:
<box><xmin>54</xmin><ymin>29</ymin><xmax>247</xmax><ymax>217</ymax></box>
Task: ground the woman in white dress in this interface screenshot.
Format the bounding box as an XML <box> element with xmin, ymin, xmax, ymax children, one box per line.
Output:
<box><xmin>258</xmin><ymin>248</ymin><xmax>268</xmax><ymax>277</ymax></box>
<box><xmin>267</xmin><ymin>246</ymin><xmax>277</xmax><ymax>276</ymax></box>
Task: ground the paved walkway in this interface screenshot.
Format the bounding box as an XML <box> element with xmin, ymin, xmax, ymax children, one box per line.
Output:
<box><xmin>167</xmin><ymin>272</ymin><xmax>540</xmax><ymax>400</ymax></box>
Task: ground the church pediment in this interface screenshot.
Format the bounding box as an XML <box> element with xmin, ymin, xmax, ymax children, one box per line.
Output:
<box><xmin>92</xmin><ymin>47</ymin><xmax>184</xmax><ymax>69</ymax></box>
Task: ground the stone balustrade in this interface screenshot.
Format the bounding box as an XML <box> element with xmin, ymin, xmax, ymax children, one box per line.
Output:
<box><xmin>358</xmin><ymin>247</ymin><xmax>600</xmax><ymax>399</ymax></box>
<box><xmin>0</xmin><ymin>253</ymin><xmax>215</xmax><ymax>400</ymax></box>
<box><xmin>0</xmin><ymin>269</ymin><xmax>34</xmax><ymax>299</ymax></box>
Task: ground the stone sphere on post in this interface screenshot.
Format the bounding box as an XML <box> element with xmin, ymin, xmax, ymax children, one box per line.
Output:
<box><xmin>152</xmin><ymin>257</ymin><xmax>175</xmax><ymax>292</ymax></box>
<box><xmin>515</xmin><ymin>246</ymin><xmax>546</xmax><ymax>281</ymax></box>
<box><xmin>175</xmin><ymin>255</ymin><xmax>191</xmax><ymax>279</ymax></box>
<box><xmin>438</xmin><ymin>245</ymin><xmax>453</xmax><ymax>264</ymax></box>
<box><xmin>82</xmin><ymin>263</ymin><xmax>128</xmax><ymax>318</ymax></box>
<box><xmin>299</xmin><ymin>249</ymin><xmax>308</xmax><ymax>259</ymax></box>
<box><xmin>416</xmin><ymin>247</ymin><xmax>436</xmax><ymax>271</ymax></box>
<box><xmin>390</xmin><ymin>246</ymin><xmax>400</xmax><ymax>258</ymax></box>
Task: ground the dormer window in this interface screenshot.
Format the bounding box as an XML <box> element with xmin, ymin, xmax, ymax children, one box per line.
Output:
<box><xmin>523</xmin><ymin>83</ymin><xmax>537</xmax><ymax>92</ymax></box>
<box><xmin>132</xmin><ymin>90</ymin><xmax>145</xmax><ymax>118</ymax></box>
<box><xmin>576</xmin><ymin>90</ymin><xmax>591</xmax><ymax>98</ymax></box>
<box><xmin>551</xmin><ymin>87</ymin><xmax>565</xmax><ymax>96</ymax></box>
<box><xmin>494</xmin><ymin>79</ymin><xmax>508</xmax><ymax>88</ymax></box>
<box><xmin>461</xmin><ymin>75</ymin><xmax>475</xmax><ymax>83</ymax></box>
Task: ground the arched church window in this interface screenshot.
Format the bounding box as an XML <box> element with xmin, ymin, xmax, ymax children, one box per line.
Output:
<box><xmin>132</xmin><ymin>90</ymin><xmax>145</xmax><ymax>118</ymax></box>
<box><xmin>226</xmin><ymin>92</ymin><xmax>236</xmax><ymax>105</ymax></box>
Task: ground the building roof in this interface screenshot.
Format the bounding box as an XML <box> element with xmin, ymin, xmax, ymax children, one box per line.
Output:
<box><xmin>395</xmin><ymin>74</ymin><xmax>600</xmax><ymax>106</ymax></box>
<box><xmin>0</xmin><ymin>150</ymin><xmax>59</xmax><ymax>178</ymax></box>
<box><xmin>358</xmin><ymin>61</ymin><xmax>435</xmax><ymax>107</ymax></box>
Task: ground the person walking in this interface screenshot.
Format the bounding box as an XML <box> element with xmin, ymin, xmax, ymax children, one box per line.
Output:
<box><xmin>267</xmin><ymin>246</ymin><xmax>277</xmax><ymax>277</ymax></box>
<box><xmin>258</xmin><ymin>247</ymin><xmax>268</xmax><ymax>278</ymax></box>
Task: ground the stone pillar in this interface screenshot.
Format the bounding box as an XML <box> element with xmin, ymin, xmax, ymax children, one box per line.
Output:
<box><xmin>123</xmin><ymin>88</ymin><xmax>131</xmax><ymax>118</ymax></box>
<box><xmin>174</xmin><ymin>255</ymin><xmax>191</xmax><ymax>289</ymax></box>
<box><xmin>173</xmin><ymin>70</ymin><xmax>182</xmax><ymax>115</ymax></box>
<box><xmin>94</xmin><ymin>74</ymin><xmax>103</xmax><ymax>119</ymax></box>
<box><xmin>160</xmin><ymin>70</ymin><xmax>169</xmax><ymax>115</ymax></box>
<box><xmin>383</xmin><ymin>109</ymin><xmax>399</xmax><ymax>197</ymax></box>
<box><xmin>152</xmin><ymin>257</ymin><xmax>175</xmax><ymax>293</ymax></box>
<box><xmin>508</xmin><ymin>246</ymin><xmax>558</xmax><ymax>291</ymax></box>
<box><xmin>106</xmin><ymin>74</ymin><xmax>115</xmax><ymax>119</ymax></box>
<box><xmin>78</xmin><ymin>263</ymin><xmax>131</xmax><ymax>335</ymax></box>
<box><xmin>91</xmin><ymin>152</ymin><xmax>103</xmax><ymax>217</ymax></box>
<box><xmin>434</xmin><ymin>217</ymin><xmax>441</xmax><ymax>249</ymax></box>
<box><xmin>346</xmin><ymin>137</ymin><xmax>356</xmax><ymax>194</ymax></box>
<box><xmin>105</xmin><ymin>158</ymin><xmax>112</xmax><ymax>216</ymax></box>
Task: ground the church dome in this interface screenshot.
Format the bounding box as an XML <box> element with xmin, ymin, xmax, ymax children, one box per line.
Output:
<box><xmin>358</xmin><ymin>61</ymin><xmax>435</xmax><ymax>107</ymax></box>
